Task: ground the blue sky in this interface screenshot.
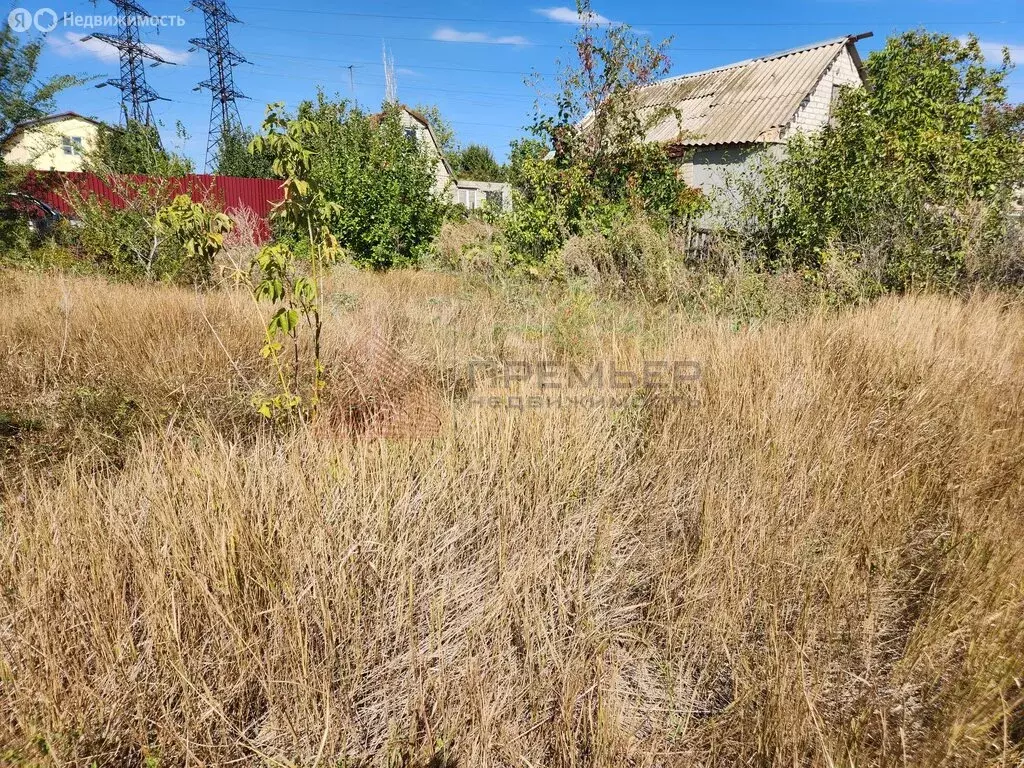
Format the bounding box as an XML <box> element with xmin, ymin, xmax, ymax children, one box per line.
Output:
<box><xmin>8</xmin><ymin>0</ymin><xmax>1024</xmax><ymax>166</ymax></box>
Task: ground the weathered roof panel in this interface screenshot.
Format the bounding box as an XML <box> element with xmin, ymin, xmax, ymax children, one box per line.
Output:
<box><xmin>623</xmin><ymin>36</ymin><xmax>862</xmax><ymax>147</ymax></box>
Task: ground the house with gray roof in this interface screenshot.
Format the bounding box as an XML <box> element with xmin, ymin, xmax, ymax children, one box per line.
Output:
<box><xmin>614</xmin><ymin>33</ymin><xmax>873</xmax><ymax>202</ymax></box>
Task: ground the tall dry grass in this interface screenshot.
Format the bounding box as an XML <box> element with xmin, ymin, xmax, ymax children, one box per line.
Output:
<box><xmin>1</xmin><ymin>269</ymin><xmax>1023</xmax><ymax>767</ymax></box>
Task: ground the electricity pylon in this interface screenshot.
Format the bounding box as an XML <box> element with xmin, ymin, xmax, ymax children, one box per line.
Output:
<box><xmin>83</xmin><ymin>0</ymin><xmax>174</xmax><ymax>126</ymax></box>
<box><xmin>189</xmin><ymin>0</ymin><xmax>249</xmax><ymax>169</ymax></box>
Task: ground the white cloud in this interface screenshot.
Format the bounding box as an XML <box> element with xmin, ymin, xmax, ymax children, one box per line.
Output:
<box><xmin>49</xmin><ymin>32</ymin><xmax>119</xmax><ymax>64</ymax></box>
<box><xmin>431</xmin><ymin>27</ymin><xmax>530</xmax><ymax>46</ymax></box>
<box><xmin>535</xmin><ymin>6</ymin><xmax>618</xmax><ymax>25</ymax></box>
<box><xmin>974</xmin><ymin>40</ymin><xmax>1024</xmax><ymax>67</ymax></box>
<box><xmin>397</xmin><ymin>67</ymin><xmax>421</xmax><ymax>77</ymax></box>
<box><xmin>144</xmin><ymin>42</ymin><xmax>191</xmax><ymax>65</ymax></box>
<box><xmin>48</xmin><ymin>31</ymin><xmax>190</xmax><ymax>66</ymax></box>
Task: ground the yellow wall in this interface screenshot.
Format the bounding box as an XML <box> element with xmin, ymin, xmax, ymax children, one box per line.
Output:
<box><xmin>2</xmin><ymin>116</ymin><xmax>100</xmax><ymax>172</ymax></box>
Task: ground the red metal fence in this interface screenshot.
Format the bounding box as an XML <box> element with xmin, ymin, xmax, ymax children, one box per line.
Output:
<box><xmin>21</xmin><ymin>172</ymin><xmax>284</xmax><ymax>243</ymax></box>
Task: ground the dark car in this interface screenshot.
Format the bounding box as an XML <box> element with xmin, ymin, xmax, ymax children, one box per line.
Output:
<box><xmin>1</xmin><ymin>192</ymin><xmax>69</xmax><ymax>237</ymax></box>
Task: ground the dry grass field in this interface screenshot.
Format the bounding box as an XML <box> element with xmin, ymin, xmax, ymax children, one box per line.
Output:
<box><xmin>1</xmin><ymin>268</ymin><xmax>1023</xmax><ymax>767</ymax></box>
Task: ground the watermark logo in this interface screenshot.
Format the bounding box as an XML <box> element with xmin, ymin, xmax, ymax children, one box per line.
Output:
<box><xmin>33</xmin><ymin>7</ymin><xmax>57</xmax><ymax>32</ymax></box>
<box><xmin>466</xmin><ymin>359</ymin><xmax>703</xmax><ymax>412</ymax></box>
<box><xmin>6</xmin><ymin>7</ymin><xmax>184</xmax><ymax>32</ymax></box>
<box><xmin>7</xmin><ymin>8</ymin><xmax>33</xmax><ymax>32</ymax></box>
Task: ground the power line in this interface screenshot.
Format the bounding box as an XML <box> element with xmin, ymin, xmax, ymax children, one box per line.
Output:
<box><xmin>237</xmin><ymin>22</ymin><xmax>894</xmax><ymax>51</ymax></box>
<box><xmin>230</xmin><ymin>5</ymin><xmax>1013</xmax><ymax>28</ymax></box>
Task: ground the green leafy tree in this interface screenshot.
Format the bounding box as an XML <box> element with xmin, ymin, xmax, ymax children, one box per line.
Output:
<box><xmin>0</xmin><ymin>27</ymin><xmax>85</xmax><ymax>137</ymax></box>
<box><xmin>741</xmin><ymin>32</ymin><xmax>1024</xmax><ymax>290</ymax></box>
<box><xmin>507</xmin><ymin>137</ymin><xmax>549</xmax><ymax>188</ymax></box>
<box><xmin>249</xmin><ymin>103</ymin><xmax>343</xmax><ymax>420</ymax></box>
<box><xmin>294</xmin><ymin>93</ymin><xmax>448</xmax><ymax>269</ymax></box>
<box><xmin>505</xmin><ymin>0</ymin><xmax>706</xmax><ymax>263</ymax></box>
<box><xmin>215</xmin><ymin>125</ymin><xmax>275</xmax><ymax>178</ymax></box>
<box><xmin>88</xmin><ymin>120</ymin><xmax>194</xmax><ymax>176</ymax></box>
<box><xmin>451</xmin><ymin>144</ymin><xmax>506</xmax><ymax>182</ymax></box>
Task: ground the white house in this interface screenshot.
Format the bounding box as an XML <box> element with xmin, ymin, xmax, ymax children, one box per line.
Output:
<box><xmin>1</xmin><ymin>112</ymin><xmax>105</xmax><ymax>172</ymax></box>
<box><xmin>382</xmin><ymin>105</ymin><xmax>512</xmax><ymax>211</ymax></box>
<box><xmin>582</xmin><ymin>34</ymin><xmax>872</xmax><ymax>201</ymax></box>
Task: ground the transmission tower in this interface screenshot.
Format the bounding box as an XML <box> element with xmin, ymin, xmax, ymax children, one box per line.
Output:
<box><xmin>83</xmin><ymin>0</ymin><xmax>174</xmax><ymax>126</ymax></box>
<box><xmin>189</xmin><ymin>0</ymin><xmax>249</xmax><ymax>169</ymax></box>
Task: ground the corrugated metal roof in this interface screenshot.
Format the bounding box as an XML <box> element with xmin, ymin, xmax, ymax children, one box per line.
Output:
<box><xmin>622</xmin><ymin>36</ymin><xmax>862</xmax><ymax>147</ymax></box>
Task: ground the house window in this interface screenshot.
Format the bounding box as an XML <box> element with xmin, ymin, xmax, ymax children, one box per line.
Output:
<box><xmin>829</xmin><ymin>84</ymin><xmax>849</xmax><ymax>125</ymax></box>
<box><xmin>404</xmin><ymin>127</ymin><xmax>418</xmax><ymax>142</ymax></box>
<box><xmin>484</xmin><ymin>190</ymin><xmax>503</xmax><ymax>208</ymax></box>
<box><xmin>62</xmin><ymin>136</ymin><xmax>83</xmax><ymax>156</ymax></box>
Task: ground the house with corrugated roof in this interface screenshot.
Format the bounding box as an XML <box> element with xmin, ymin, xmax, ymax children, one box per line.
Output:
<box><xmin>617</xmin><ymin>33</ymin><xmax>873</xmax><ymax>201</ymax></box>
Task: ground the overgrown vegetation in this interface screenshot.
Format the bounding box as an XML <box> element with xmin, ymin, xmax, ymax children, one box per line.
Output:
<box><xmin>504</xmin><ymin>0</ymin><xmax>707</xmax><ymax>264</ymax></box>
<box><xmin>66</xmin><ymin>176</ymin><xmax>226</xmax><ymax>283</ymax></box>
<box><xmin>1</xmin><ymin>269</ymin><xmax>1023</xmax><ymax>766</ymax></box>
<box><xmin>733</xmin><ymin>32</ymin><xmax>1024</xmax><ymax>291</ymax></box>
<box><xmin>265</xmin><ymin>94</ymin><xmax>448</xmax><ymax>270</ymax></box>
<box><xmin>5</xmin><ymin>8</ymin><xmax>1024</xmax><ymax>764</ymax></box>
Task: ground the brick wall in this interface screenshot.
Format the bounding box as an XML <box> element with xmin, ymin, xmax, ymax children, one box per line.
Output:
<box><xmin>787</xmin><ymin>47</ymin><xmax>863</xmax><ymax>137</ymax></box>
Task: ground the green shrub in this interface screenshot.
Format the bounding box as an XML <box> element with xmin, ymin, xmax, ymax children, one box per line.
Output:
<box><xmin>155</xmin><ymin>195</ymin><xmax>234</xmax><ymax>285</ymax></box>
<box><xmin>70</xmin><ymin>180</ymin><xmax>228</xmax><ymax>284</ymax></box>
<box><xmin>267</xmin><ymin>94</ymin><xmax>448</xmax><ymax>270</ymax></box>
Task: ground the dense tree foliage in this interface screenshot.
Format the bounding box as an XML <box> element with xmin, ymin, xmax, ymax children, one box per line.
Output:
<box><xmin>215</xmin><ymin>125</ymin><xmax>276</xmax><ymax>178</ymax></box>
<box><xmin>0</xmin><ymin>27</ymin><xmax>85</xmax><ymax>138</ymax></box>
<box><xmin>89</xmin><ymin>120</ymin><xmax>194</xmax><ymax>176</ymax></box>
<box><xmin>450</xmin><ymin>144</ymin><xmax>506</xmax><ymax>182</ymax></box>
<box><xmin>262</xmin><ymin>94</ymin><xmax>447</xmax><ymax>269</ymax></box>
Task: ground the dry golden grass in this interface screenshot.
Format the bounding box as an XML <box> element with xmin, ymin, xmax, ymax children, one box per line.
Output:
<box><xmin>1</xmin><ymin>269</ymin><xmax>1023</xmax><ymax>767</ymax></box>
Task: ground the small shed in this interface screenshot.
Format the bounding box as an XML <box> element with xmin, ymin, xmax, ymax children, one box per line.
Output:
<box><xmin>454</xmin><ymin>179</ymin><xmax>512</xmax><ymax>212</ymax></box>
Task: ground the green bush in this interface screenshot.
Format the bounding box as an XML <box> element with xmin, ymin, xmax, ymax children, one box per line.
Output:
<box><xmin>70</xmin><ymin>181</ymin><xmax>228</xmax><ymax>284</ymax></box>
<box><xmin>266</xmin><ymin>95</ymin><xmax>448</xmax><ymax>270</ymax></box>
